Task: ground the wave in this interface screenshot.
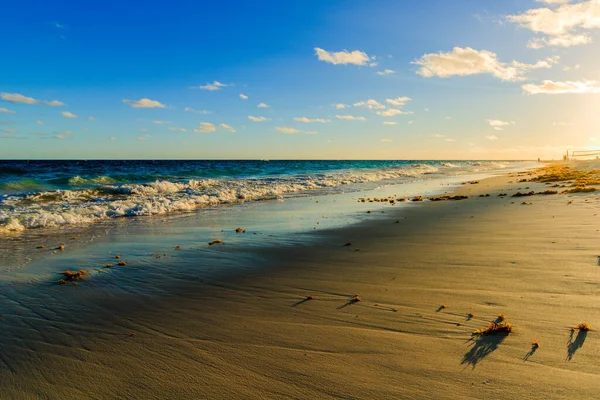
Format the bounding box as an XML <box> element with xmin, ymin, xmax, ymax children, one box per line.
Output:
<box><xmin>0</xmin><ymin>161</ymin><xmax>525</xmax><ymax>232</ymax></box>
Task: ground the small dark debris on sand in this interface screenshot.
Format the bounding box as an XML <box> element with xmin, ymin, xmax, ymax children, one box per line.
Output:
<box><xmin>209</xmin><ymin>240</ymin><xmax>224</xmax><ymax>246</ymax></box>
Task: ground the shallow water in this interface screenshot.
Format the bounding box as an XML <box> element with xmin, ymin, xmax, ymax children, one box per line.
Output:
<box><xmin>0</xmin><ymin>162</ymin><xmax>538</xmax><ymax>286</ymax></box>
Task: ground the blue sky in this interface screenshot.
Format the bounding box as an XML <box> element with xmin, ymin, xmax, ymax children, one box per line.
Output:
<box><xmin>1</xmin><ymin>0</ymin><xmax>599</xmax><ymax>159</ymax></box>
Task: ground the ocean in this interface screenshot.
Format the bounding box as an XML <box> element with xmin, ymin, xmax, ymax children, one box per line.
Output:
<box><xmin>0</xmin><ymin>159</ymin><xmax>533</xmax><ymax>233</ymax></box>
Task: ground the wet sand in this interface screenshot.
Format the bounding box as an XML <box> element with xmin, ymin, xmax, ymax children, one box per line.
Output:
<box><xmin>1</xmin><ymin>166</ymin><xmax>599</xmax><ymax>399</ymax></box>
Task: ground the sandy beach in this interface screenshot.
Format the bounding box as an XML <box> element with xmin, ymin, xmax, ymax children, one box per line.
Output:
<box><xmin>1</xmin><ymin>164</ymin><xmax>600</xmax><ymax>399</ymax></box>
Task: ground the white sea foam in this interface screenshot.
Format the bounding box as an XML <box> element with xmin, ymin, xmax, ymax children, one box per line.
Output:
<box><xmin>0</xmin><ymin>162</ymin><xmax>524</xmax><ymax>232</ymax></box>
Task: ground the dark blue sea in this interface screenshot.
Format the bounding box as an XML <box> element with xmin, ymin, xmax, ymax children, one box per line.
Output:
<box><xmin>0</xmin><ymin>159</ymin><xmax>532</xmax><ymax>233</ymax></box>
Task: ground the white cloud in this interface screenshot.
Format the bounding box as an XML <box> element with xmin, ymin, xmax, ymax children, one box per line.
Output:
<box><xmin>184</xmin><ymin>107</ymin><xmax>211</xmax><ymax>114</ymax></box>
<box><xmin>377</xmin><ymin>108</ymin><xmax>413</xmax><ymax>117</ymax></box>
<box><xmin>336</xmin><ymin>115</ymin><xmax>366</xmax><ymax>121</ymax></box>
<box><xmin>110</xmin><ymin>137</ymin><xmax>117</xmax><ymax>141</ymax></box>
<box><xmin>507</xmin><ymin>0</ymin><xmax>600</xmax><ymax>48</ymax></box>
<box><xmin>153</xmin><ymin>120</ymin><xmax>171</xmax><ymax>124</ymax></box>
<box><xmin>486</xmin><ymin>119</ymin><xmax>512</xmax><ymax>130</ymax></box>
<box><xmin>377</xmin><ymin>69</ymin><xmax>396</xmax><ymax>75</ymax></box>
<box><xmin>0</xmin><ymin>107</ymin><xmax>15</xmax><ymax>114</ymax></box>
<box><xmin>137</xmin><ymin>136</ymin><xmax>149</xmax><ymax>141</ymax></box>
<box><xmin>37</xmin><ymin>120</ymin><xmax>44</xmax><ymax>125</ymax></box>
<box><xmin>63</xmin><ymin>130</ymin><xmax>73</xmax><ymax>135</ymax></box>
<box><xmin>123</xmin><ymin>98</ymin><xmax>165</xmax><ymax>108</ymax></box>
<box><xmin>88</xmin><ymin>116</ymin><xmax>95</xmax><ymax>121</ymax></box>
<box><xmin>485</xmin><ymin>135</ymin><xmax>499</xmax><ymax>140</ymax></box>
<box><xmin>536</xmin><ymin>0</ymin><xmax>571</xmax><ymax>4</ymax></box>
<box><xmin>1</xmin><ymin>92</ymin><xmax>65</xmax><ymax>106</ymax></box>
<box><xmin>220</xmin><ymin>123</ymin><xmax>236</xmax><ymax>133</ymax></box>
<box><xmin>3</xmin><ymin>128</ymin><xmax>17</xmax><ymax>133</ymax></box>
<box><xmin>383</xmin><ymin>121</ymin><xmax>398</xmax><ymax>125</ymax></box>
<box><xmin>168</xmin><ymin>127</ymin><xmax>187</xmax><ymax>132</ymax></box>
<box><xmin>408</xmin><ymin>120</ymin><xmax>413</xmax><ymax>124</ymax></box>
<box><xmin>140</xmin><ymin>128</ymin><xmax>148</xmax><ymax>132</ymax></box>
<box><xmin>258</xmin><ymin>103</ymin><xmax>270</xmax><ymax>108</ymax></box>
<box><xmin>194</xmin><ymin>122</ymin><xmax>217</xmax><ymax>133</ymax></box>
<box><xmin>276</xmin><ymin>127</ymin><xmax>300</xmax><ymax>134</ymax></box>
<box><xmin>248</xmin><ymin>116</ymin><xmax>270</xmax><ymax>122</ymax></box>
<box><xmin>294</xmin><ymin>117</ymin><xmax>330</xmax><ymax>123</ymax></box>
<box><xmin>380</xmin><ymin>138</ymin><xmax>393</xmax><ymax>143</ymax></box>
<box><xmin>563</xmin><ymin>64</ymin><xmax>581</xmax><ymax>71</ymax></box>
<box><xmin>239</xmin><ymin>94</ymin><xmax>248</xmax><ymax>100</ymax></box>
<box><xmin>196</xmin><ymin>81</ymin><xmax>230</xmax><ymax>91</ymax></box>
<box><xmin>431</xmin><ymin>134</ymin><xmax>446</xmax><ymax>138</ymax></box>
<box><xmin>61</xmin><ymin>111</ymin><xmax>77</xmax><ymax>119</ymax></box>
<box><xmin>522</xmin><ymin>80</ymin><xmax>600</xmax><ymax>94</ymax></box>
<box><xmin>354</xmin><ymin>99</ymin><xmax>385</xmax><ymax>109</ymax></box>
<box><xmin>413</xmin><ymin>47</ymin><xmax>558</xmax><ymax>81</ymax></box>
<box><xmin>54</xmin><ymin>134</ymin><xmax>67</xmax><ymax>140</ymax></box>
<box><xmin>445</xmin><ymin>138</ymin><xmax>456</xmax><ymax>142</ymax></box>
<box><xmin>386</xmin><ymin>97</ymin><xmax>412</xmax><ymax>106</ymax></box>
<box><xmin>334</xmin><ymin>103</ymin><xmax>349</xmax><ymax>109</ymax></box>
<box><xmin>314</xmin><ymin>47</ymin><xmax>372</xmax><ymax>66</ymax></box>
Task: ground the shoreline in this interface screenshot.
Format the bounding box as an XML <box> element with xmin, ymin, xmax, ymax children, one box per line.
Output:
<box><xmin>1</xmin><ymin>164</ymin><xmax>600</xmax><ymax>399</ymax></box>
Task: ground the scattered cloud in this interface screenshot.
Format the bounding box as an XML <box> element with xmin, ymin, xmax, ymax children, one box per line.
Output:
<box><xmin>258</xmin><ymin>103</ymin><xmax>270</xmax><ymax>108</ymax></box>
<box><xmin>293</xmin><ymin>117</ymin><xmax>330</xmax><ymax>123</ymax></box>
<box><xmin>1</xmin><ymin>92</ymin><xmax>65</xmax><ymax>106</ymax></box>
<box><xmin>123</xmin><ymin>98</ymin><xmax>165</xmax><ymax>108</ymax></box>
<box><xmin>184</xmin><ymin>107</ymin><xmax>211</xmax><ymax>114</ymax></box>
<box><xmin>522</xmin><ymin>80</ymin><xmax>600</xmax><ymax>94</ymax></box>
<box><xmin>276</xmin><ymin>127</ymin><xmax>300</xmax><ymax>134</ymax></box>
<box><xmin>377</xmin><ymin>108</ymin><xmax>413</xmax><ymax>117</ymax></box>
<box><xmin>0</xmin><ymin>107</ymin><xmax>15</xmax><ymax>114</ymax></box>
<box><xmin>140</xmin><ymin>128</ymin><xmax>148</xmax><ymax>132</ymax></box>
<box><xmin>168</xmin><ymin>127</ymin><xmax>188</xmax><ymax>132</ymax></box>
<box><xmin>485</xmin><ymin>135</ymin><xmax>499</xmax><ymax>140</ymax></box>
<box><xmin>507</xmin><ymin>0</ymin><xmax>600</xmax><ymax>48</ymax></box>
<box><xmin>383</xmin><ymin>121</ymin><xmax>398</xmax><ymax>125</ymax></box>
<box><xmin>445</xmin><ymin>138</ymin><xmax>456</xmax><ymax>142</ymax></box>
<box><xmin>88</xmin><ymin>116</ymin><xmax>95</xmax><ymax>121</ymax></box>
<box><xmin>413</xmin><ymin>47</ymin><xmax>558</xmax><ymax>81</ymax></box>
<box><xmin>314</xmin><ymin>47</ymin><xmax>372</xmax><ymax>66</ymax></box>
<box><xmin>336</xmin><ymin>115</ymin><xmax>366</xmax><ymax>121</ymax></box>
<box><xmin>486</xmin><ymin>119</ymin><xmax>513</xmax><ymax>130</ymax></box>
<box><xmin>137</xmin><ymin>136</ymin><xmax>150</xmax><ymax>141</ymax></box>
<box><xmin>3</xmin><ymin>128</ymin><xmax>17</xmax><ymax>133</ymax></box>
<box><xmin>61</xmin><ymin>111</ymin><xmax>78</xmax><ymax>119</ymax></box>
<box><xmin>334</xmin><ymin>103</ymin><xmax>349</xmax><ymax>109</ymax></box>
<box><xmin>194</xmin><ymin>122</ymin><xmax>217</xmax><ymax>133</ymax></box>
<box><xmin>54</xmin><ymin>134</ymin><xmax>69</xmax><ymax>140</ymax></box>
<box><xmin>220</xmin><ymin>123</ymin><xmax>236</xmax><ymax>133</ymax></box>
<box><xmin>386</xmin><ymin>97</ymin><xmax>412</xmax><ymax>107</ymax></box>
<box><xmin>380</xmin><ymin>138</ymin><xmax>393</xmax><ymax>143</ymax></box>
<box><xmin>377</xmin><ymin>69</ymin><xmax>396</xmax><ymax>75</ymax></box>
<box><xmin>196</xmin><ymin>81</ymin><xmax>230</xmax><ymax>91</ymax></box>
<box><xmin>248</xmin><ymin>115</ymin><xmax>270</xmax><ymax>122</ymax></box>
<box><xmin>431</xmin><ymin>134</ymin><xmax>446</xmax><ymax>138</ymax></box>
<box><xmin>153</xmin><ymin>120</ymin><xmax>171</xmax><ymax>124</ymax></box>
<box><xmin>354</xmin><ymin>99</ymin><xmax>385</xmax><ymax>109</ymax></box>
<box><xmin>239</xmin><ymin>94</ymin><xmax>248</xmax><ymax>100</ymax></box>
<box><xmin>110</xmin><ymin>137</ymin><xmax>117</xmax><ymax>141</ymax></box>
<box><xmin>37</xmin><ymin>120</ymin><xmax>44</xmax><ymax>125</ymax></box>
<box><xmin>563</xmin><ymin>64</ymin><xmax>581</xmax><ymax>71</ymax></box>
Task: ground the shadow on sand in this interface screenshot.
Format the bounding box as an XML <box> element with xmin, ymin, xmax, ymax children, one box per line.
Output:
<box><xmin>461</xmin><ymin>333</ymin><xmax>508</xmax><ymax>368</ymax></box>
<box><xmin>567</xmin><ymin>330</ymin><xmax>587</xmax><ymax>361</ymax></box>
<box><xmin>337</xmin><ymin>298</ymin><xmax>360</xmax><ymax>309</ymax></box>
<box><xmin>291</xmin><ymin>298</ymin><xmax>312</xmax><ymax>307</ymax></box>
<box><xmin>523</xmin><ymin>344</ymin><xmax>538</xmax><ymax>361</ymax></box>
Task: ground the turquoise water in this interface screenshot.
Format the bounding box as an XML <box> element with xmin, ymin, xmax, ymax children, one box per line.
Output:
<box><xmin>0</xmin><ymin>159</ymin><xmax>530</xmax><ymax>232</ymax></box>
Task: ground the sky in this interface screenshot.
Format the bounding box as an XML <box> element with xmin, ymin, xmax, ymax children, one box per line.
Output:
<box><xmin>1</xmin><ymin>0</ymin><xmax>600</xmax><ymax>160</ymax></box>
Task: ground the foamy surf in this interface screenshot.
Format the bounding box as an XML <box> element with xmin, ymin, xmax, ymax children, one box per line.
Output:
<box><xmin>0</xmin><ymin>160</ymin><xmax>533</xmax><ymax>232</ymax></box>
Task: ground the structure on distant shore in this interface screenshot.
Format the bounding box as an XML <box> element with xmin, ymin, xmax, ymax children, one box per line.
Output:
<box><xmin>565</xmin><ymin>150</ymin><xmax>600</xmax><ymax>161</ymax></box>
